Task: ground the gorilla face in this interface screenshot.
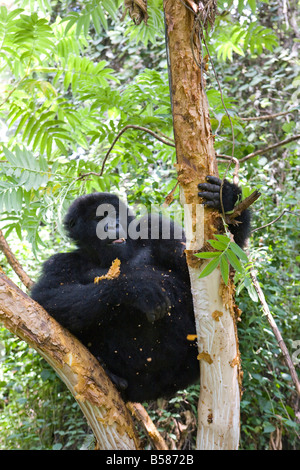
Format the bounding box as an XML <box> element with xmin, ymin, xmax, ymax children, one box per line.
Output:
<box><xmin>95</xmin><ymin>202</ymin><xmax>128</xmax><ymax>244</ymax></box>
<box><xmin>64</xmin><ymin>193</ymin><xmax>136</xmax><ymax>265</ymax></box>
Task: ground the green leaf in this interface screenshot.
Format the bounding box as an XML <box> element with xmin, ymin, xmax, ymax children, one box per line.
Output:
<box><xmin>246</xmin><ymin>284</ymin><xmax>258</xmax><ymax>302</ymax></box>
<box><xmin>229</xmin><ymin>242</ymin><xmax>249</xmax><ymax>262</ymax></box>
<box><xmin>220</xmin><ymin>254</ymin><xmax>229</xmax><ymax>284</ymax></box>
<box><xmin>198</xmin><ymin>256</ymin><xmax>221</xmax><ymax>279</ymax></box>
<box><xmin>208</xmin><ymin>239</ymin><xmax>228</xmax><ymax>251</ymax></box>
<box><xmin>214</xmin><ymin>234</ymin><xmax>231</xmax><ymax>244</ymax></box>
<box><xmin>76</xmin><ymin>14</ymin><xmax>86</xmax><ymax>37</ymax></box>
<box><xmin>248</xmin><ymin>0</ymin><xmax>256</xmax><ymax>13</ymax></box>
<box><xmin>225</xmin><ymin>249</ymin><xmax>244</xmax><ymax>273</ymax></box>
<box><xmin>3</xmin><ymin>146</ymin><xmax>18</xmax><ymax>165</ymax></box>
<box><xmin>96</xmin><ymin>5</ymin><xmax>108</xmax><ymax>29</ymax></box>
<box><xmin>54</xmin><ymin>138</ymin><xmax>68</xmax><ymax>156</ymax></box>
<box><xmin>195</xmin><ymin>252</ymin><xmax>222</xmax><ymax>259</ymax></box>
<box><xmin>103</xmin><ymin>0</ymin><xmax>118</xmax><ymax>19</ymax></box>
<box><xmin>64</xmin><ymin>15</ymin><xmax>78</xmax><ymax>35</ymax></box>
<box><xmin>91</xmin><ymin>8</ymin><xmax>101</xmax><ymax>34</ymax></box>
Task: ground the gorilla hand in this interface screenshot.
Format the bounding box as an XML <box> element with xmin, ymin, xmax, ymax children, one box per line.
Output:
<box><xmin>129</xmin><ymin>282</ymin><xmax>172</xmax><ymax>323</ymax></box>
<box><xmin>198</xmin><ymin>175</ymin><xmax>225</xmax><ymax>209</ymax></box>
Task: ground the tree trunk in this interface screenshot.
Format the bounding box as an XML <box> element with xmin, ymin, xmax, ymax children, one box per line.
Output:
<box><xmin>0</xmin><ymin>271</ymin><xmax>140</xmax><ymax>450</ymax></box>
<box><xmin>164</xmin><ymin>0</ymin><xmax>241</xmax><ymax>450</ymax></box>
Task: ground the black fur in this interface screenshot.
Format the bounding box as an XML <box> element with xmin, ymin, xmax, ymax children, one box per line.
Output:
<box><xmin>31</xmin><ymin>176</ymin><xmax>250</xmax><ymax>402</ymax></box>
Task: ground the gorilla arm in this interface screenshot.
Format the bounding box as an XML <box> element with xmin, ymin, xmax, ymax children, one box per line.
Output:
<box><xmin>137</xmin><ymin>213</ymin><xmax>190</xmax><ymax>281</ymax></box>
<box><xmin>31</xmin><ymin>252</ymin><xmax>172</xmax><ymax>334</ymax></box>
<box><xmin>31</xmin><ymin>253</ymin><xmax>122</xmax><ymax>334</ymax></box>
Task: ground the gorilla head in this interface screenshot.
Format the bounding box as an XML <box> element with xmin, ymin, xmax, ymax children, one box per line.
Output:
<box><xmin>63</xmin><ymin>193</ymin><xmax>136</xmax><ymax>267</ymax></box>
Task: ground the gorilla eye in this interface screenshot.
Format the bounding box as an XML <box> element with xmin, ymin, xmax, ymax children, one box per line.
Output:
<box><xmin>95</xmin><ymin>211</ymin><xmax>108</xmax><ymax>221</ymax></box>
<box><xmin>68</xmin><ymin>218</ymin><xmax>76</xmax><ymax>228</ymax></box>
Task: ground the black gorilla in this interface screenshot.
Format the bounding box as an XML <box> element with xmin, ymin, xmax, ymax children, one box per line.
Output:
<box><xmin>31</xmin><ymin>176</ymin><xmax>250</xmax><ymax>402</ymax></box>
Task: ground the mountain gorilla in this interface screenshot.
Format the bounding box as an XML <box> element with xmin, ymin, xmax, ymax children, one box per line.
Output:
<box><xmin>31</xmin><ymin>176</ymin><xmax>251</xmax><ymax>402</ymax></box>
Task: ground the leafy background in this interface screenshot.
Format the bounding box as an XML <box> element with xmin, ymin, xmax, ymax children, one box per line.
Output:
<box><xmin>0</xmin><ymin>0</ymin><xmax>299</xmax><ymax>450</ymax></box>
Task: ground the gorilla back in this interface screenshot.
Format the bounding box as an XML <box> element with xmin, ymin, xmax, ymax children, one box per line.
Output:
<box><xmin>31</xmin><ymin>178</ymin><xmax>250</xmax><ymax>402</ymax></box>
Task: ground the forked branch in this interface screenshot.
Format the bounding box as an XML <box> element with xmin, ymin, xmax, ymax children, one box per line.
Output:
<box><xmin>240</xmin><ymin>135</ymin><xmax>300</xmax><ymax>162</ymax></box>
<box><xmin>225</xmin><ymin>190</ymin><xmax>261</xmax><ymax>225</ymax></box>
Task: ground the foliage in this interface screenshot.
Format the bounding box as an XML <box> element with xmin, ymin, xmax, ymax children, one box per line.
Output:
<box><xmin>0</xmin><ymin>0</ymin><xmax>299</xmax><ymax>450</ymax></box>
<box><xmin>195</xmin><ymin>234</ymin><xmax>250</xmax><ymax>286</ymax></box>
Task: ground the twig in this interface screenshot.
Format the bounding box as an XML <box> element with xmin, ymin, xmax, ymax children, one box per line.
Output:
<box><xmin>127</xmin><ymin>402</ymin><xmax>169</xmax><ymax>450</ymax></box>
<box><xmin>240</xmin><ymin>110</ymin><xmax>297</xmax><ymax>122</ymax></box>
<box><xmin>0</xmin><ymin>229</ymin><xmax>34</xmax><ymax>290</ymax></box>
<box><xmin>251</xmin><ymin>209</ymin><xmax>300</xmax><ymax>233</ymax></box>
<box><xmin>240</xmin><ymin>135</ymin><xmax>300</xmax><ymax>163</ymax></box>
<box><xmin>76</xmin><ymin>171</ymin><xmax>103</xmax><ymax>181</ymax></box>
<box><xmin>76</xmin><ymin>125</ymin><xmax>175</xmax><ymax>181</ymax></box>
<box><xmin>216</xmin><ymin>154</ymin><xmax>240</xmax><ymax>184</ymax></box>
<box><xmin>163</xmin><ymin>181</ymin><xmax>179</xmax><ymax>207</ymax></box>
<box><xmin>249</xmin><ymin>265</ymin><xmax>300</xmax><ymax>398</ymax></box>
<box><xmin>155</xmin><ymin>129</ymin><xmax>175</xmax><ymax>144</ymax></box>
<box><xmin>0</xmin><ymin>75</ymin><xmax>28</xmax><ymax>109</ymax></box>
<box><xmin>225</xmin><ymin>190</ymin><xmax>261</xmax><ymax>225</ymax></box>
<box><xmin>100</xmin><ymin>125</ymin><xmax>175</xmax><ymax>175</ymax></box>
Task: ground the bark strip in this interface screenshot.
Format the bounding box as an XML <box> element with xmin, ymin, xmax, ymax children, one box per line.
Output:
<box><xmin>164</xmin><ymin>0</ymin><xmax>241</xmax><ymax>449</ymax></box>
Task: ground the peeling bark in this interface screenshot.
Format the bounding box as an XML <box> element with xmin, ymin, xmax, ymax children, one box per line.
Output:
<box><xmin>191</xmin><ymin>270</ymin><xmax>241</xmax><ymax>449</ymax></box>
<box><xmin>0</xmin><ymin>271</ymin><xmax>140</xmax><ymax>450</ymax></box>
<box><xmin>164</xmin><ymin>0</ymin><xmax>241</xmax><ymax>449</ymax></box>
<box><xmin>127</xmin><ymin>402</ymin><xmax>169</xmax><ymax>450</ymax></box>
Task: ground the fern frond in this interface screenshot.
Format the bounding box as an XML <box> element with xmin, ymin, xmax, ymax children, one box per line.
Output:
<box><xmin>54</xmin><ymin>54</ymin><xmax>117</xmax><ymax>93</ymax></box>
<box><xmin>2</xmin><ymin>145</ymin><xmax>49</xmax><ymax>191</ymax></box>
<box><xmin>61</xmin><ymin>0</ymin><xmax>119</xmax><ymax>38</ymax></box>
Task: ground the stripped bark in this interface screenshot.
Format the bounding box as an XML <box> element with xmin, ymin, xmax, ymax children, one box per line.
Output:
<box><xmin>127</xmin><ymin>402</ymin><xmax>169</xmax><ymax>450</ymax></box>
<box><xmin>164</xmin><ymin>0</ymin><xmax>241</xmax><ymax>449</ymax></box>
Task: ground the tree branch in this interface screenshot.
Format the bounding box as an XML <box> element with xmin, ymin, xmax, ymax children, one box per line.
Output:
<box><xmin>240</xmin><ymin>109</ymin><xmax>297</xmax><ymax>121</ymax></box>
<box><xmin>248</xmin><ymin>265</ymin><xmax>300</xmax><ymax>398</ymax></box>
<box><xmin>100</xmin><ymin>125</ymin><xmax>175</xmax><ymax>175</ymax></box>
<box><xmin>76</xmin><ymin>125</ymin><xmax>175</xmax><ymax>181</ymax></box>
<box><xmin>216</xmin><ymin>154</ymin><xmax>240</xmax><ymax>184</ymax></box>
<box><xmin>240</xmin><ymin>135</ymin><xmax>300</xmax><ymax>162</ymax></box>
<box><xmin>127</xmin><ymin>402</ymin><xmax>169</xmax><ymax>450</ymax></box>
<box><xmin>225</xmin><ymin>190</ymin><xmax>261</xmax><ymax>225</ymax></box>
<box><xmin>0</xmin><ymin>229</ymin><xmax>34</xmax><ymax>290</ymax></box>
<box><xmin>251</xmin><ymin>209</ymin><xmax>300</xmax><ymax>233</ymax></box>
<box><xmin>0</xmin><ymin>271</ymin><xmax>140</xmax><ymax>450</ymax></box>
